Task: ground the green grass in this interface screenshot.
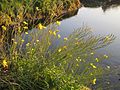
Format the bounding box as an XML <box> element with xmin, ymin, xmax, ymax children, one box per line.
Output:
<box><xmin>0</xmin><ymin>22</ymin><xmax>115</xmax><ymax>90</ymax></box>
<box><xmin>0</xmin><ymin>0</ymin><xmax>115</xmax><ymax>90</ymax></box>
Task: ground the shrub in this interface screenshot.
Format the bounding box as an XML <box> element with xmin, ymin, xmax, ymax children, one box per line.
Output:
<box><xmin>0</xmin><ymin>22</ymin><xmax>115</xmax><ymax>90</ymax></box>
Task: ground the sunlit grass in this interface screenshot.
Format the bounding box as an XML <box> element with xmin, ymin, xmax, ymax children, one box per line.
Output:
<box><xmin>0</xmin><ymin>22</ymin><xmax>115</xmax><ymax>89</ymax></box>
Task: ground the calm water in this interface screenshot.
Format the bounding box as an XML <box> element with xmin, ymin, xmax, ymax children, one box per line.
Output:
<box><xmin>59</xmin><ymin>6</ymin><xmax>120</xmax><ymax>89</ymax></box>
<box><xmin>60</xmin><ymin>6</ymin><xmax>120</xmax><ymax>64</ymax></box>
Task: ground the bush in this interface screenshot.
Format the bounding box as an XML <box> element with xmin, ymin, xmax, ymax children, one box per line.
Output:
<box><xmin>0</xmin><ymin>22</ymin><xmax>115</xmax><ymax>90</ymax></box>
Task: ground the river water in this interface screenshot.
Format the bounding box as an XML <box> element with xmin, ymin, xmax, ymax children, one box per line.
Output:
<box><xmin>59</xmin><ymin>6</ymin><xmax>120</xmax><ymax>89</ymax></box>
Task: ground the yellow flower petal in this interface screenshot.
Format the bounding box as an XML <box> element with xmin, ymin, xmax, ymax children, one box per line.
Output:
<box><xmin>58</xmin><ymin>48</ymin><xmax>62</xmax><ymax>52</ymax></box>
<box><xmin>90</xmin><ymin>63</ymin><xmax>97</xmax><ymax>69</ymax></box>
<box><xmin>38</xmin><ymin>23</ymin><xmax>46</xmax><ymax>30</ymax></box>
<box><xmin>2</xmin><ymin>26</ymin><xmax>7</xmax><ymax>31</ymax></box>
<box><xmin>23</xmin><ymin>26</ymin><xmax>28</xmax><ymax>30</ymax></box>
<box><xmin>21</xmin><ymin>39</ymin><xmax>24</xmax><ymax>42</ymax></box>
<box><xmin>64</xmin><ymin>37</ymin><xmax>68</xmax><ymax>41</ymax></box>
<box><xmin>104</xmin><ymin>55</ymin><xmax>109</xmax><ymax>59</ymax></box>
<box><xmin>58</xmin><ymin>34</ymin><xmax>61</xmax><ymax>38</ymax></box>
<box><xmin>36</xmin><ymin>7</ymin><xmax>39</xmax><ymax>11</ymax></box>
<box><xmin>56</xmin><ymin>21</ymin><xmax>61</xmax><ymax>25</ymax></box>
<box><xmin>36</xmin><ymin>40</ymin><xmax>39</xmax><ymax>42</ymax></box>
<box><xmin>53</xmin><ymin>31</ymin><xmax>56</xmax><ymax>36</ymax></box>
<box><xmin>26</xmin><ymin>43</ymin><xmax>30</xmax><ymax>46</ymax></box>
<box><xmin>2</xmin><ymin>59</ymin><xmax>8</xmax><ymax>68</ymax></box>
<box><xmin>63</xmin><ymin>46</ymin><xmax>67</xmax><ymax>49</ymax></box>
<box><xmin>92</xmin><ymin>78</ymin><xmax>96</xmax><ymax>85</ymax></box>
<box><xmin>23</xmin><ymin>21</ymin><xmax>28</xmax><ymax>25</ymax></box>
<box><xmin>25</xmin><ymin>32</ymin><xmax>28</xmax><ymax>34</ymax></box>
<box><xmin>95</xmin><ymin>58</ymin><xmax>99</xmax><ymax>62</ymax></box>
<box><xmin>49</xmin><ymin>30</ymin><xmax>53</xmax><ymax>35</ymax></box>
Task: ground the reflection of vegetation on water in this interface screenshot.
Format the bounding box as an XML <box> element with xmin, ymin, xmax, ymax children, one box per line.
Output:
<box><xmin>0</xmin><ymin>0</ymin><xmax>116</xmax><ymax>90</ymax></box>
<box><xmin>81</xmin><ymin>0</ymin><xmax>120</xmax><ymax>11</ymax></box>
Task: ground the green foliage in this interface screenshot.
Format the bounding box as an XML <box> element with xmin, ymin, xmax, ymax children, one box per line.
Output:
<box><xmin>0</xmin><ymin>0</ymin><xmax>115</xmax><ymax>90</ymax></box>
<box><xmin>0</xmin><ymin>23</ymin><xmax>115</xmax><ymax>89</ymax></box>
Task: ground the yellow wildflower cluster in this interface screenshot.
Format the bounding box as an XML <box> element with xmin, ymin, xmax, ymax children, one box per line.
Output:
<box><xmin>48</xmin><ymin>30</ymin><xmax>61</xmax><ymax>38</ymax></box>
<box><xmin>23</xmin><ymin>21</ymin><xmax>28</xmax><ymax>30</ymax></box>
<box><xmin>104</xmin><ymin>54</ymin><xmax>109</xmax><ymax>59</ymax></box>
<box><xmin>58</xmin><ymin>46</ymin><xmax>67</xmax><ymax>53</ymax></box>
<box><xmin>26</xmin><ymin>43</ymin><xmax>30</xmax><ymax>47</ymax></box>
<box><xmin>37</xmin><ymin>23</ymin><xmax>46</xmax><ymax>30</ymax></box>
<box><xmin>23</xmin><ymin>26</ymin><xmax>28</xmax><ymax>30</ymax></box>
<box><xmin>23</xmin><ymin>21</ymin><xmax>28</xmax><ymax>25</ymax></box>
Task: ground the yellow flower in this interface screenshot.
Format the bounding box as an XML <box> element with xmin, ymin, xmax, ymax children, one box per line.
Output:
<box><xmin>90</xmin><ymin>52</ymin><xmax>94</xmax><ymax>55</ymax></box>
<box><xmin>21</xmin><ymin>39</ymin><xmax>24</xmax><ymax>42</ymax></box>
<box><xmin>2</xmin><ymin>26</ymin><xmax>7</xmax><ymax>31</ymax></box>
<box><xmin>26</xmin><ymin>43</ymin><xmax>30</xmax><ymax>46</ymax></box>
<box><xmin>2</xmin><ymin>59</ymin><xmax>8</xmax><ymax>68</ymax></box>
<box><xmin>75</xmin><ymin>38</ymin><xmax>78</xmax><ymax>40</ymax></box>
<box><xmin>64</xmin><ymin>37</ymin><xmax>68</xmax><ymax>41</ymax></box>
<box><xmin>58</xmin><ymin>48</ymin><xmax>62</xmax><ymax>52</ymax></box>
<box><xmin>63</xmin><ymin>46</ymin><xmax>67</xmax><ymax>49</ymax></box>
<box><xmin>90</xmin><ymin>73</ymin><xmax>93</xmax><ymax>76</ymax></box>
<box><xmin>56</xmin><ymin>21</ymin><xmax>61</xmax><ymax>25</ymax></box>
<box><xmin>36</xmin><ymin>40</ymin><xmax>39</xmax><ymax>42</ymax></box>
<box><xmin>58</xmin><ymin>34</ymin><xmax>61</xmax><ymax>38</ymax></box>
<box><xmin>105</xmin><ymin>36</ymin><xmax>110</xmax><ymax>40</ymax></box>
<box><xmin>55</xmin><ymin>29</ymin><xmax>59</xmax><ymax>32</ymax></box>
<box><xmin>25</xmin><ymin>32</ymin><xmax>28</xmax><ymax>34</ymax></box>
<box><xmin>76</xmin><ymin>58</ymin><xmax>79</xmax><ymax>61</ymax></box>
<box><xmin>76</xmin><ymin>64</ymin><xmax>79</xmax><ymax>67</ymax></box>
<box><xmin>38</xmin><ymin>23</ymin><xmax>46</xmax><ymax>30</ymax></box>
<box><xmin>53</xmin><ymin>31</ymin><xmax>56</xmax><ymax>36</ymax></box>
<box><xmin>75</xmin><ymin>42</ymin><xmax>79</xmax><ymax>45</ymax></box>
<box><xmin>12</xmin><ymin>38</ymin><xmax>15</xmax><ymax>41</ymax></box>
<box><xmin>95</xmin><ymin>58</ymin><xmax>99</xmax><ymax>62</ymax></box>
<box><xmin>23</xmin><ymin>26</ymin><xmax>28</xmax><ymax>30</ymax></box>
<box><xmin>107</xmin><ymin>65</ymin><xmax>110</xmax><ymax>69</ymax></box>
<box><xmin>49</xmin><ymin>30</ymin><xmax>53</xmax><ymax>35</ymax></box>
<box><xmin>14</xmin><ymin>42</ymin><xmax>17</xmax><ymax>44</ymax></box>
<box><xmin>48</xmin><ymin>41</ymin><xmax>51</xmax><ymax>45</ymax></box>
<box><xmin>23</xmin><ymin>21</ymin><xmax>28</xmax><ymax>25</ymax></box>
<box><xmin>104</xmin><ymin>55</ymin><xmax>109</xmax><ymax>59</ymax></box>
<box><xmin>92</xmin><ymin>78</ymin><xmax>96</xmax><ymax>85</ymax></box>
<box><xmin>36</xmin><ymin>7</ymin><xmax>39</xmax><ymax>11</ymax></box>
<box><xmin>90</xmin><ymin>63</ymin><xmax>97</xmax><ymax>69</ymax></box>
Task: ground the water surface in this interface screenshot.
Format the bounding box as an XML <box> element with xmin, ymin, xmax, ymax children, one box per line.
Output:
<box><xmin>59</xmin><ymin>5</ymin><xmax>120</xmax><ymax>89</ymax></box>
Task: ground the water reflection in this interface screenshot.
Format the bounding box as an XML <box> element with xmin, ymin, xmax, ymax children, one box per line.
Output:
<box><xmin>81</xmin><ymin>0</ymin><xmax>120</xmax><ymax>12</ymax></box>
<box><xmin>59</xmin><ymin>1</ymin><xmax>120</xmax><ymax>89</ymax></box>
